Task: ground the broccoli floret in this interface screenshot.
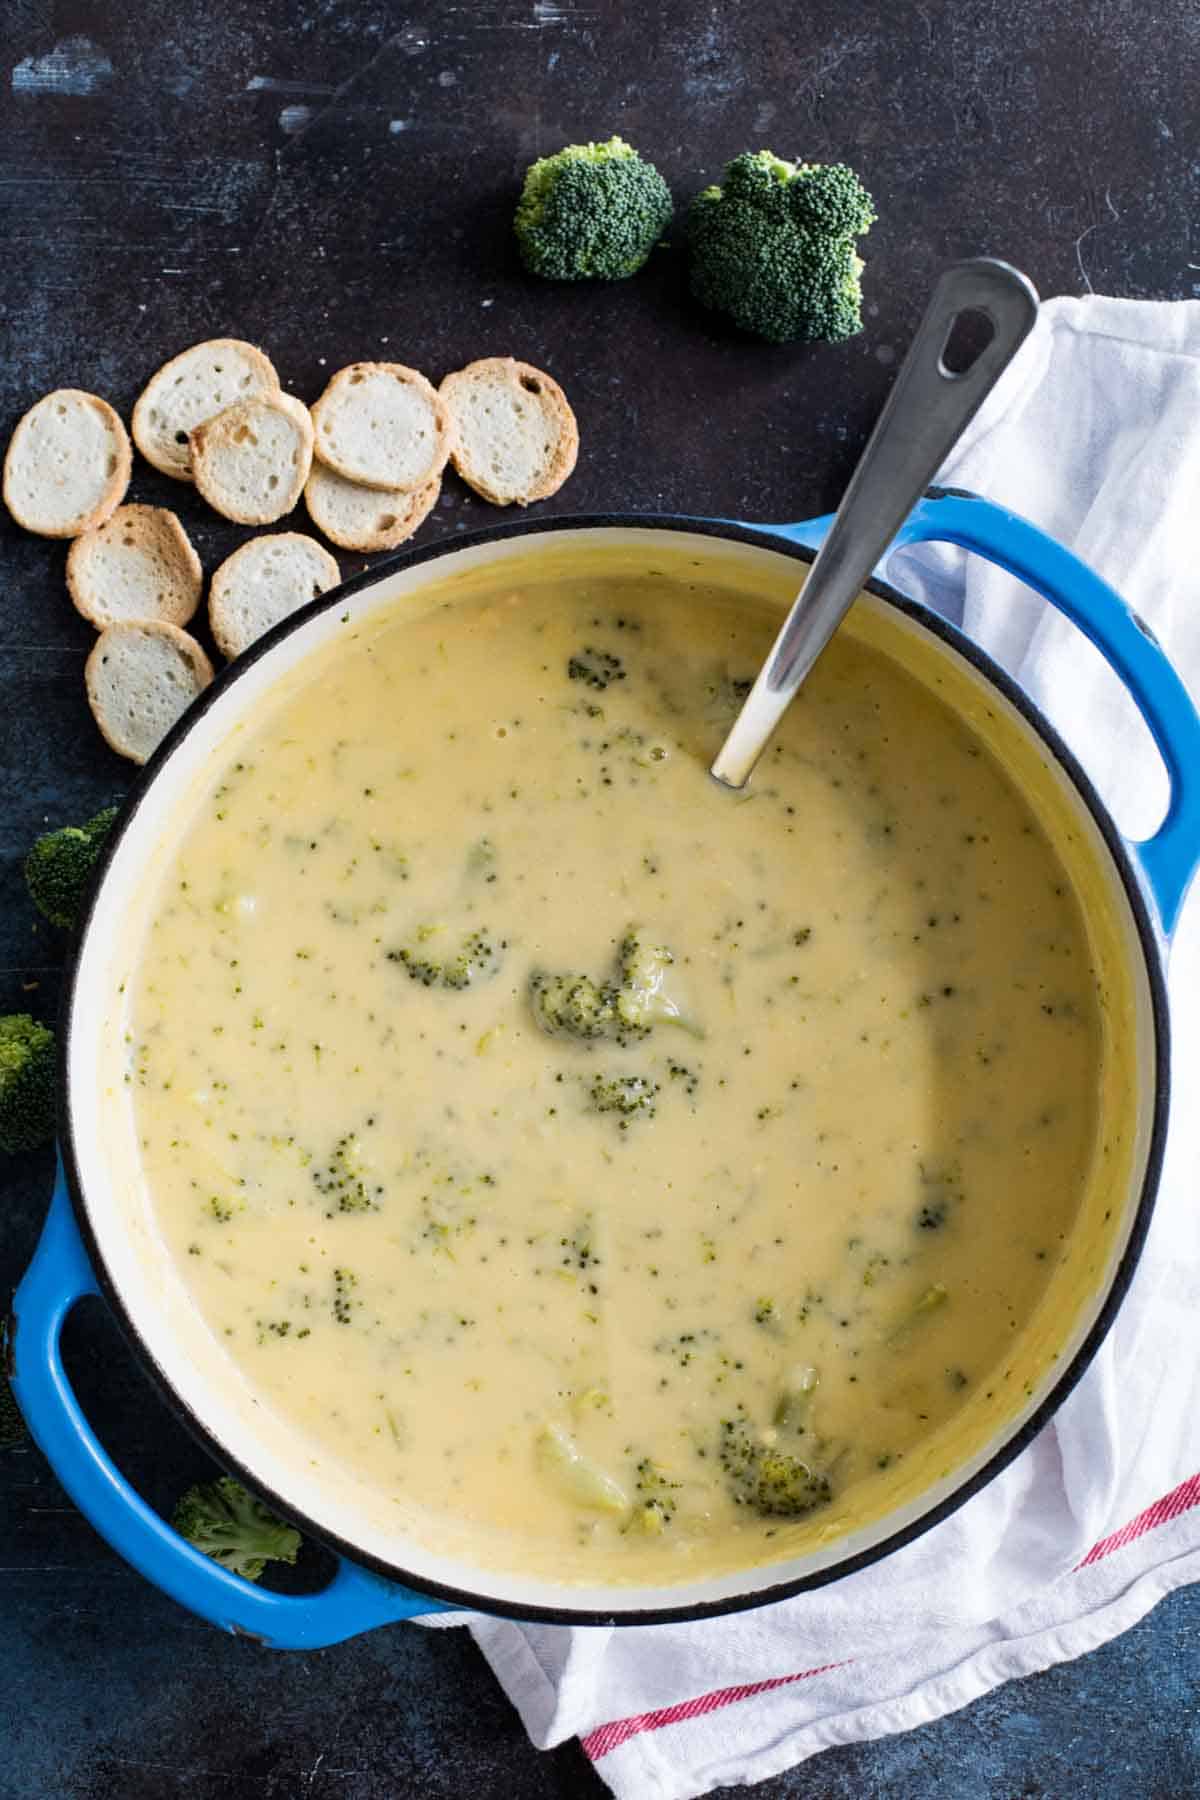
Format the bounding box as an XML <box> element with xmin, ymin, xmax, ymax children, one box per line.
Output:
<box><xmin>687</xmin><ymin>150</ymin><xmax>875</xmax><ymax>344</ymax></box>
<box><xmin>24</xmin><ymin>806</ymin><xmax>118</xmax><ymax>930</ymax></box>
<box><xmin>703</xmin><ymin>668</ymin><xmax>754</xmax><ymax>721</ymax></box>
<box><xmin>914</xmin><ymin>1160</ymin><xmax>964</xmax><ymax>1231</ymax></box>
<box><xmin>465</xmin><ymin>837</ymin><xmax>498</xmax><ymax>880</ymax></box>
<box><xmin>535</xmin><ymin>1423</ymin><xmax>629</xmax><ymax>1514</ymax></box>
<box><xmin>172</xmin><ymin>1475</ymin><xmax>301</xmax><ymax>1582</ymax></box>
<box><xmin>718</xmin><ymin>1414</ymin><xmax>832</xmax><ymax>1518</ymax></box>
<box><xmin>332</xmin><ymin>1266</ymin><xmax>358</xmax><ymax>1324</ymax></box>
<box><xmin>530</xmin><ymin>929</ymin><xmax>698</xmax><ymax>1048</ymax></box>
<box><xmin>772</xmin><ymin>1364</ymin><xmax>819</xmax><ymax>1429</ymax></box>
<box><xmin>529</xmin><ymin>971</ymin><xmax>619</xmax><ymax>1040</ymax></box>
<box><xmin>568</xmin><ymin>647</ymin><xmax>626</xmax><ymax>691</ymax></box>
<box><xmin>615</xmin><ymin>932</ymin><xmax>680</xmax><ymax>1035</ymax></box>
<box><xmin>0</xmin><ymin>1015</ymin><xmax>56</xmax><ymax>1154</ymax></box>
<box><xmin>311</xmin><ymin>1130</ymin><xmax>382</xmax><ymax>1215</ymax></box>
<box><xmin>587</xmin><ymin>1071</ymin><xmax>659</xmax><ymax>1126</ymax></box>
<box><xmin>628</xmin><ymin>1457</ymin><xmax>682</xmax><ymax>1534</ymax></box>
<box><xmin>515</xmin><ymin>136</ymin><xmax>673</xmax><ymax>281</ymax></box>
<box><xmin>443</xmin><ymin>929</ymin><xmax>503</xmax><ymax>988</ymax></box>
<box><xmin>388</xmin><ymin>927</ymin><xmax>505</xmax><ymax>990</ymax></box>
<box><xmin>887</xmin><ymin>1281</ymin><xmax>949</xmax><ymax>1345</ymax></box>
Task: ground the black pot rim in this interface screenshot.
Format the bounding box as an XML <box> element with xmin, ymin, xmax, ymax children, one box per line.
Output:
<box><xmin>57</xmin><ymin>510</ymin><xmax>1171</xmax><ymax>1629</ymax></box>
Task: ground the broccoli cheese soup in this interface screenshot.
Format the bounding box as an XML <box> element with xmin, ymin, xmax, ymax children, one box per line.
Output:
<box><xmin>128</xmin><ymin>562</ymin><xmax>1120</xmax><ymax>1586</ymax></box>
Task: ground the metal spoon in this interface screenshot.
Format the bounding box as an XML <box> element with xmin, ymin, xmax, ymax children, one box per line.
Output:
<box><xmin>710</xmin><ymin>258</ymin><xmax>1040</xmax><ymax>789</ymax></box>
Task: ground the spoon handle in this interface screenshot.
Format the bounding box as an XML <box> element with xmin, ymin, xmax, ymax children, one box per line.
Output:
<box><xmin>710</xmin><ymin>258</ymin><xmax>1040</xmax><ymax>789</ymax></box>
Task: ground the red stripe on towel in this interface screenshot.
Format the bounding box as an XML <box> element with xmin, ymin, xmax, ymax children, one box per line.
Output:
<box><xmin>1076</xmin><ymin>1468</ymin><xmax>1200</xmax><ymax>1567</ymax></box>
<box><xmin>580</xmin><ymin>1663</ymin><xmax>847</xmax><ymax>1761</ymax></box>
<box><xmin>582</xmin><ymin>1468</ymin><xmax>1200</xmax><ymax>1763</ymax></box>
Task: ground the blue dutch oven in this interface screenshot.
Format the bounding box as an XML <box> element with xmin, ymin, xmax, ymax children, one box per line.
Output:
<box><xmin>9</xmin><ymin>490</ymin><xmax>1200</xmax><ymax>1642</ymax></box>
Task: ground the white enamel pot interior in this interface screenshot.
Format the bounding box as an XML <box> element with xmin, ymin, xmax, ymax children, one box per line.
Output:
<box><xmin>62</xmin><ymin>521</ymin><xmax>1167</xmax><ymax>1625</ymax></box>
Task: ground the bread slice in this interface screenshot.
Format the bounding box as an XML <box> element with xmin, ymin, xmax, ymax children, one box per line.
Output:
<box><xmin>190</xmin><ymin>391</ymin><xmax>314</xmax><ymax>526</ymax></box>
<box><xmin>85</xmin><ymin>621</ymin><xmax>214</xmax><ymax>765</ymax></box>
<box><xmin>3</xmin><ymin>390</ymin><xmax>132</xmax><ymax>538</ymax></box>
<box><xmin>67</xmin><ymin>504</ymin><xmax>203</xmax><ymax>630</ymax></box>
<box><xmin>439</xmin><ymin>358</ymin><xmax>578</xmax><ymax>506</ymax></box>
<box><xmin>310</xmin><ymin>363</ymin><xmax>452</xmax><ymax>493</ymax></box>
<box><xmin>304</xmin><ymin>462</ymin><xmax>441</xmax><ymax>552</ymax></box>
<box><xmin>132</xmin><ymin>340</ymin><xmax>280</xmax><ymax>482</ymax></box>
<box><xmin>209</xmin><ymin>533</ymin><xmax>340</xmax><ymax>660</ymax></box>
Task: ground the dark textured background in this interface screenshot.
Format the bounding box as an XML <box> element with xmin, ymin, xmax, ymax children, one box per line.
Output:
<box><xmin>3</xmin><ymin>2</ymin><xmax>1199</xmax><ymax>1795</ymax></box>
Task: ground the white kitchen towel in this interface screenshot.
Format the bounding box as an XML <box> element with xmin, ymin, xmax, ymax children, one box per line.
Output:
<box><xmin>425</xmin><ymin>296</ymin><xmax>1200</xmax><ymax>1799</ymax></box>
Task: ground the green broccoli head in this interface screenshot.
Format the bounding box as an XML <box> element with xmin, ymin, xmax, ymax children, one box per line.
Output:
<box><xmin>0</xmin><ymin>1015</ymin><xmax>56</xmax><ymax>1154</ymax></box>
<box><xmin>615</xmin><ymin>932</ymin><xmax>675</xmax><ymax>1035</ymax></box>
<box><xmin>24</xmin><ymin>806</ymin><xmax>118</xmax><ymax>930</ymax></box>
<box><xmin>529</xmin><ymin>971</ymin><xmax>619</xmax><ymax>1041</ymax></box>
<box><xmin>311</xmin><ymin>1130</ymin><xmax>381</xmax><ymax>1216</ymax></box>
<box><xmin>629</xmin><ymin>1456</ymin><xmax>681</xmax><ymax>1533</ymax></box>
<box><xmin>515</xmin><ymin>136</ymin><xmax>674</xmax><ymax>281</ymax></box>
<box><xmin>688</xmin><ymin>150</ymin><xmax>875</xmax><ymax>344</ymax></box>
<box><xmin>388</xmin><ymin>927</ymin><xmax>504</xmax><ymax>990</ymax></box>
<box><xmin>172</xmin><ymin>1475</ymin><xmax>301</xmax><ymax>1582</ymax></box>
<box><xmin>587</xmin><ymin>1071</ymin><xmax>659</xmax><ymax>1125</ymax></box>
<box><xmin>718</xmin><ymin>1414</ymin><xmax>833</xmax><ymax>1518</ymax></box>
<box><xmin>529</xmin><ymin>927</ymin><xmax>700</xmax><ymax>1047</ymax></box>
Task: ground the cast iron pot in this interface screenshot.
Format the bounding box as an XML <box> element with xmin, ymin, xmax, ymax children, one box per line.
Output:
<box><xmin>10</xmin><ymin>491</ymin><xmax>1200</xmax><ymax>1644</ymax></box>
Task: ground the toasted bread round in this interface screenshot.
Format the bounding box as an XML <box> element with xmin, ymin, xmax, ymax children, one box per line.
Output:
<box><xmin>310</xmin><ymin>362</ymin><xmax>452</xmax><ymax>493</ymax></box>
<box><xmin>439</xmin><ymin>358</ymin><xmax>578</xmax><ymax>507</ymax></box>
<box><xmin>85</xmin><ymin>621</ymin><xmax>214</xmax><ymax>765</ymax></box>
<box><xmin>67</xmin><ymin>504</ymin><xmax>203</xmax><ymax>630</ymax></box>
<box><xmin>209</xmin><ymin>533</ymin><xmax>341</xmax><ymax>661</ymax></box>
<box><xmin>304</xmin><ymin>462</ymin><xmax>441</xmax><ymax>552</ymax></box>
<box><xmin>3</xmin><ymin>390</ymin><xmax>132</xmax><ymax>538</ymax></box>
<box><xmin>190</xmin><ymin>391</ymin><xmax>314</xmax><ymax>526</ymax></box>
<box><xmin>132</xmin><ymin>340</ymin><xmax>280</xmax><ymax>482</ymax></box>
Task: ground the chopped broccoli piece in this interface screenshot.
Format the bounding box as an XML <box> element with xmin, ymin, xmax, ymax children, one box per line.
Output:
<box><xmin>535</xmin><ymin>1423</ymin><xmax>629</xmax><ymax>1513</ymax></box>
<box><xmin>719</xmin><ymin>1414</ymin><xmax>833</xmax><ymax>1518</ymax></box>
<box><xmin>443</xmin><ymin>930</ymin><xmax>503</xmax><ymax>988</ymax></box>
<box><xmin>687</xmin><ymin>150</ymin><xmax>875</xmax><ymax>344</ymax></box>
<box><xmin>615</xmin><ymin>932</ymin><xmax>682</xmax><ymax>1034</ymax></box>
<box><xmin>172</xmin><ymin>1476</ymin><xmax>301</xmax><ymax>1582</ymax></box>
<box><xmin>465</xmin><ymin>837</ymin><xmax>498</xmax><ymax>880</ymax></box>
<box><xmin>24</xmin><ymin>806</ymin><xmax>118</xmax><ymax>930</ymax></box>
<box><xmin>772</xmin><ymin>1364</ymin><xmax>820</xmax><ymax>1430</ymax></box>
<box><xmin>559</xmin><ymin>1215</ymin><xmax>602</xmax><ymax>1273</ymax></box>
<box><xmin>567</xmin><ymin>647</ymin><xmax>626</xmax><ymax>690</ymax></box>
<box><xmin>388</xmin><ymin>927</ymin><xmax>504</xmax><ymax>990</ymax></box>
<box><xmin>0</xmin><ymin>1015</ymin><xmax>56</xmax><ymax>1154</ymax></box>
<box><xmin>311</xmin><ymin>1131</ymin><xmax>382</xmax><ymax>1215</ymax></box>
<box><xmin>627</xmin><ymin>1456</ymin><xmax>681</xmax><ymax>1533</ymax></box>
<box><xmin>530</xmin><ymin>928</ymin><xmax>699</xmax><ymax>1048</ymax></box>
<box><xmin>515</xmin><ymin>136</ymin><xmax>673</xmax><ymax>281</ymax></box>
<box><xmin>914</xmin><ymin>1160</ymin><xmax>964</xmax><ymax>1231</ymax></box>
<box><xmin>529</xmin><ymin>971</ymin><xmax>619</xmax><ymax>1040</ymax></box>
<box><xmin>703</xmin><ymin>668</ymin><xmax>754</xmax><ymax>721</ymax></box>
<box><xmin>666</xmin><ymin>1059</ymin><xmax>699</xmax><ymax>1096</ymax></box>
<box><xmin>587</xmin><ymin>1071</ymin><xmax>659</xmax><ymax>1125</ymax></box>
<box><xmin>887</xmin><ymin>1281</ymin><xmax>950</xmax><ymax>1345</ymax></box>
<box><xmin>332</xmin><ymin>1266</ymin><xmax>358</xmax><ymax>1324</ymax></box>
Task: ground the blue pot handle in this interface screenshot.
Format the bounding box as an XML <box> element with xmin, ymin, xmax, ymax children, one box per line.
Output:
<box><xmin>755</xmin><ymin>491</ymin><xmax>1200</xmax><ymax>937</ymax></box>
<box><xmin>9</xmin><ymin>1166</ymin><xmax>450</xmax><ymax>1647</ymax></box>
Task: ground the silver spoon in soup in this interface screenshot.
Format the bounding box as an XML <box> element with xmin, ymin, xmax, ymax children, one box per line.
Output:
<box><xmin>711</xmin><ymin>258</ymin><xmax>1039</xmax><ymax>790</ymax></box>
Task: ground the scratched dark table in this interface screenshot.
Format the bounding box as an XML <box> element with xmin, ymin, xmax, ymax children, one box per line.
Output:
<box><xmin>3</xmin><ymin>2</ymin><xmax>1199</xmax><ymax>1796</ymax></box>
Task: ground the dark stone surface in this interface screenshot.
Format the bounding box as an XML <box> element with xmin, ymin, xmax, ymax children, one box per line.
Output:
<box><xmin>2</xmin><ymin>1</ymin><xmax>1197</xmax><ymax>1795</ymax></box>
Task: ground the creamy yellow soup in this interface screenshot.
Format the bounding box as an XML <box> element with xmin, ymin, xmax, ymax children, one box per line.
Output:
<box><xmin>130</xmin><ymin>567</ymin><xmax>1111</xmax><ymax>1585</ymax></box>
